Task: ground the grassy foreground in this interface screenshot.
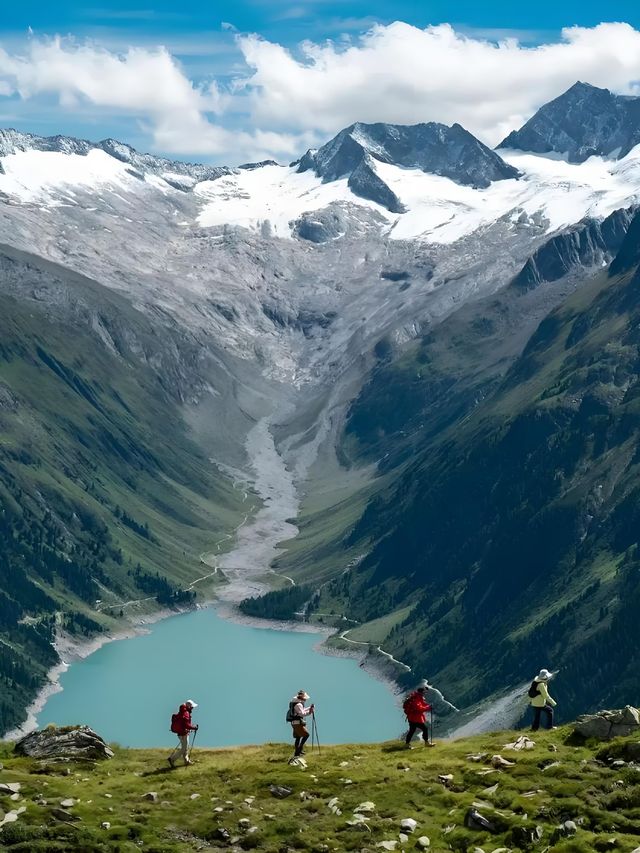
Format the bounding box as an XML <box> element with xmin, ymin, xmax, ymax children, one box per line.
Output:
<box><xmin>2</xmin><ymin>727</ymin><xmax>640</xmax><ymax>852</ymax></box>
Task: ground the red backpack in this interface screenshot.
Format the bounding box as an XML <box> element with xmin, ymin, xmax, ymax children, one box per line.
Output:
<box><xmin>170</xmin><ymin>711</ymin><xmax>183</xmax><ymax>734</ymax></box>
<box><xmin>403</xmin><ymin>693</ymin><xmax>419</xmax><ymax>717</ymax></box>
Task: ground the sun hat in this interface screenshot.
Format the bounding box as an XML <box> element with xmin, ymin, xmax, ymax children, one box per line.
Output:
<box><xmin>297</xmin><ymin>690</ymin><xmax>310</xmax><ymax>700</ymax></box>
<box><xmin>185</xmin><ymin>699</ymin><xmax>198</xmax><ymax>709</ymax></box>
<box><xmin>536</xmin><ymin>669</ymin><xmax>553</xmax><ymax>682</ymax></box>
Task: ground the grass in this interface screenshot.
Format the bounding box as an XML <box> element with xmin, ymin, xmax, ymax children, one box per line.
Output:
<box><xmin>2</xmin><ymin>726</ymin><xmax>640</xmax><ymax>852</ymax></box>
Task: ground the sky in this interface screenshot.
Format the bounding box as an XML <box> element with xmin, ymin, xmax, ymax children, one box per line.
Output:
<box><xmin>1</xmin><ymin>1</ymin><xmax>640</xmax><ymax>165</ymax></box>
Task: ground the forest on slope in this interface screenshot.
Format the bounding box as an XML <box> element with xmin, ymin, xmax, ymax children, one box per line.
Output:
<box><xmin>0</xmin><ymin>247</ymin><xmax>244</xmax><ymax>733</ymax></box>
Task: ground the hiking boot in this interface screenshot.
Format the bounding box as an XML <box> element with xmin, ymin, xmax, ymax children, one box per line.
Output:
<box><xmin>168</xmin><ymin>757</ymin><xmax>175</xmax><ymax>769</ymax></box>
<box><xmin>185</xmin><ymin>759</ymin><xmax>193</xmax><ymax>765</ymax></box>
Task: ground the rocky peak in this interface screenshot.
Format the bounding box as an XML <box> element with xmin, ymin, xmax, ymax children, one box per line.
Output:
<box><xmin>0</xmin><ymin>128</ymin><xmax>235</xmax><ymax>186</ymax></box>
<box><xmin>296</xmin><ymin>121</ymin><xmax>519</xmax><ymax>212</ymax></box>
<box><xmin>499</xmin><ymin>81</ymin><xmax>640</xmax><ymax>162</ymax></box>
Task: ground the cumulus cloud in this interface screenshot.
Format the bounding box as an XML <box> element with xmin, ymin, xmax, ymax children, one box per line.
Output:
<box><xmin>2</xmin><ymin>22</ymin><xmax>640</xmax><ymax>162</ymax></box>
<box><xmin>238</xmin><ymin>21</ymin><xmax>640</xmax><ymax>145</ymax></box>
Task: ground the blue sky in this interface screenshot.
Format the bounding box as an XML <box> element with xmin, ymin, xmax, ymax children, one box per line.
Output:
<box><xmin>1</xmin><ymin>2</ymin><xmax>640</xmax><ymax>164</ymax></box>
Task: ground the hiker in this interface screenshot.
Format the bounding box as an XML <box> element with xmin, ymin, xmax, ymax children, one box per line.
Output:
<box><xmin>529</xmin><ymin>669</ymin><xmax>557</xmax><ymax>731</ymax></box>
<box><xmin>168</xmin><ymin>699</ymin><xmax>199</xmax><ymax>767</ymax></box>
<box><xmin>288</xmin><ymin>690</ymin><xmax>314</xmax><ymax>757</ymax></box>
<box><xmin>403</xmin><ymin>684</ymin><xmax>434</xmax><ymax>747</ymax></box>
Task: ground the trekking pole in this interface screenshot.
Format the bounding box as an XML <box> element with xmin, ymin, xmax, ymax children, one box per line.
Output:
<box><xmin>312</xmin><ymin>711</ymin><xmax>321</xmax><ymax>755</ymax></box>
<box><xmin>429</xmin><ymin>709</ymin><xmax>434</xmax><ymax>746</ymax></box>
<box><xmin>190</xmin><ymin>727</ymin><xmax>198</xmax><ymax>759</ymax></box>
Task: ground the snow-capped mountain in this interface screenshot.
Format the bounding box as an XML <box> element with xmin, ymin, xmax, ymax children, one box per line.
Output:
<box><xmin>295</xmin><ymin>121</ymin><xmax>520</xmax><ymax>211</ymax></box>
<box><xmin>500</xmin><ymin>81</ymin><xmax>640</xmax><ymax>162</ymax></box>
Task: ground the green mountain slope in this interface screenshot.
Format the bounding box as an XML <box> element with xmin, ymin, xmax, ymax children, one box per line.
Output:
<box><xmin>0</xmin><ymin>247</ymin><xmax>246</xmax><ymax>734</ymax></box>
<box><xmin>276</xmin><ymin>213</ymin><xmax>640</xmax><ymax>718</ymax></box>
<box><xmin>2</xmin><ymin>724</ymin><xmax>640</xmax><ymax>852</ymax></box>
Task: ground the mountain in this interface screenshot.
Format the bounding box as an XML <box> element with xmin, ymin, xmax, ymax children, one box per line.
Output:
<box><xmin>500</xmin><ymin>81</ymin><xmax>640</xmax><ymax>162</ymax></box>
<box><xmin>297</xmin><ymin>121</ymin><xmax>520</xmax><ymax>211</ymax></box>
<box><xmin>0</xmin><ymin>128</ymin><xmax>234</xmax><ymax>188</ymax></box>
<box><xmin>277</xmin><ymin>210</ymin><xmax>640</xmax><ymax>720</ymax></box>
<box><xmin>3</xmin><ymin>80</ymin><xmax>640</xmax><ymax>733</ymax></box>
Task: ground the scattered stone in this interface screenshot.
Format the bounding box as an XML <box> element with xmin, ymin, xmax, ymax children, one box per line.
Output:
<box><xmin>399</xmin><ymin>833</ymin><xmax>409</xmax><ymax>843</ymax></box>
<box><xmin>51</xmin><ymin>807</ymin><xmax>80</xmax><ymax>822</ymax></box>
<box><xmin>376</xmin><ymin>842</ymin><xmax>398</xmax><ymax>851</ymax></box>
<box><xmin>400</xmin><ymin>818</ymin><xmax>417</xmax><ymax>833</ymax></box>
<box><xmin>0</xmin><ymin>811</ymin><xmax>18</xmax><ymax>829</ymax></box>
<box><xmin>190</xmin><ymin>793</ymin><xmax>201</xmax><ymax>800</ymax></box>
<box><xmin>15</xmin><ymin>725</ymin><xmax>114</xmax><ymax>761</ymax></box>
<box><xmin>465</xmin><ymin>808</ymin><xmax>496</xmax><ymax>833</ymax></box>
<box><xmin>269</xmin><ymin>785</ymin><xmax>293</xmax><ymax>799</ymax></box>
<box><xmin>504</xmin><ymin>735</ymin><xmax>535</xmax><ymax>750</ymax></box>
<box><xmin>482</xmin><ymin>783</ymin><xmax>499</xmax><ymax>796</ymax></box>
<box><xmin>213</xmin><ymin>828</ymin><xmax>231</xmax><ymax>842</ymax></box>
<box><xmin>244</xmin><ymin>797</ymin><xmax>255</xmax><ymax>804</ymax></box>
<box><xmin>611</xmin><ymin>759</ymin><xmax>627</xmax><ymax>768</ymax></box>
<box><xmin>9</xmin><ymin>793</ymin><xmax>20</xmax><ymax>802</ymax></box>
<box><xmin>142</xmin><ymin>792</ymin><xmax>159</xmax><ymax>803</ymax></box>
<box><xmin>541</xmin><ymin>761</ymin><xmax>561</xmax><ymax>772</ymax></box>
<box><xmin>104</xmin><ymin>793</ymin><xmax>113</xmax><ymax>798</ymax></box>
<box><xmin>339</xmin><ymin>761</ymin><xmax>349</xmax><ymax>767</ymax></box>
<box><xmin>438</xmin><ymin>774</ymin><xmax>454</xmax><ymax>787</ymax></box>
<box><xmin>101</xmin><ymin>821</ymin><xmax>111</xmax><ymax>830</ymax></box>
<box><xmin>511</xmin><ymin>825</ymin><xmax>544</xmax><ymax>847</ymax></box>
<box><xmin>563</xmin><ymin>820</ymin><xmax>578</xmax><ymax>836</ymax></box>
<box><xmin>467</xmin><ymin>753</ymin><xmax>489</xmax><ymax>762</ymax></box>
<box><xmin>491</xmin><ymin>755</ymin><xmax>515</xmax><ymax>768</ymax></box>
<box><xmin>238</xmin><ymin>818</ymin><xmax>252</xmax><ymax>830</ymax></box>
<box><xmin>214</xmin><ymin>806</ymin><xmax>224</xmax><ymax>813</ymax></box>
<box><xmin>354</xmin><ymin>802</ymin><xmax>376</xmax><ymax>814</ymax></box>
<box><xmin>417</xmin><ymin>837</ymin><xmax>430</xmax><ymax>848</ymax></box>
<box><xmin>0</xmin><ymin>783</ymin><xmax>21</xmax><ymax>794</ymax></box>
<box><xmin>346</xmin><ymin>813</ymin><xmax>370</xmax><ymax>827</ymax></box>
<box><xmin>60</xmin><ymin>798</ymin><xmax>76</xmax><ymax>808</ymax></box>
<box><xmin>548</xmin><ymin>744</ymin><xmax>558</xmax><ymax>752</ymax></box>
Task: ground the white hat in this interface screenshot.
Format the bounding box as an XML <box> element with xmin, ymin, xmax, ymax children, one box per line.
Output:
<box><xmin>296</xmin><ymin>690</ymin><xmax>310</xmax><ymax>700</ymax></box>
<box><xmin>536</xmin><ymin>669</ymin><xmax>553</xmax><ymax>682</ymax></box>
<box><xmin>185</xmin><ymin>699</ymin><xmax>198</xmax><ymax>709</ymax></box>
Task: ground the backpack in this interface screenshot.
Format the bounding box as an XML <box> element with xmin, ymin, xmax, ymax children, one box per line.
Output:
<box><xmin>170</xmin><ymin>712</ymin><xmax>182</xmax><ymax>734</ymax></box>
<box><xmin>527</xmin><ymin>680</ymin><xmax>541</xmax><ymax>699</ymax></box>
<box><xmin>285</xmin><ymin>701</ymin><xmax>299</xmax><ymax>723</ymax></box>
<box><xmin>403</xmin><ymin>694</ymin><xmax>417</xmax><ymax>717</ymax></box>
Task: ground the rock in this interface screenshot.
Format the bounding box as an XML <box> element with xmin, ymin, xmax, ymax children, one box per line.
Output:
<box><xmin>0</xmin><ymin>811</ymin><xmax>18</xmax><ymax>829</ymax></box>
<box><xmin>104</xmin><ymin>793</ymin><xmax>112</xmax><ymax>798</ymax></box>
<box><xmin>400</xmin><ymin>817</ymin><xmax>417</xmax><ymax>832</ymax></box>
<box><xmin>15</xmin><ymin>726</ymin><xmax>114</xmax><ymax>761</ymax></box>
<box><xmin>482</xmin><ymin>783</ymin><xmax>499</xmax><ymax>795</ymax></box>
<box><xmin>269</xmin><ymin>785</ymin><xmax>293</xmax><ymax>799</ymax></box>
<box><xmin>354</xmin><ymin>802</ymin><xmax>376</xmax><ymax>813</ymax></box>
<box><xmin>465</xmin><ymin>808</ymin><xmax>496</xmax><ymax>833</ymax></box>
<box><xmin>467</xmin><ymin>753</ymin><xmax>489</xmax><ymax>762</ymax></box>
<box><xmin>510</xmin><ymin>825</ymin><xmax>544</xmax><ymax>847</ymax></box>
<box><xmin>563</xmin><ymin>820</ymin><xmax>578</xmax><ymax>836</ymax></box>
<box><xmin>142</xmin><ymin>792</ymin><xmax>159</xmax><ymax>803</ymax></box>
<box><xmin>9</xmin><ymin>793</ymin><xmax>20</xmax><ymax>802</ymax></box>
<box><xmin>504</xmin><ymin>735</ymin><xmax>535</xmax><ymax>750</ymax></box>
<box><xmin>51</xmin><ymin>807</ymin><xmax>80</xmax><ymax>822</ymax></box>
<box><xmin>190</xmin><ymin>793</ymin><xmax>201</xmax><ymax>800</ymax></box>
<box><xmin>60</xmin><ymin>798</ymin><xmax>76</xmax><ymax>808</ymax></box>
<box><xmin>101</xmin><ymin>821</ymin><xmax>111</xmax><ymax>829</ymax></box>
<box><xmin>417</xmin><ymin>837</ymin><xmax>430</xmax><ymax>848</ymax></box>
<box><xmin>399</xmin><ymin>833</ymin><xmax>409</xmax><ymax>843</ymax></box>
<box><xmin>491</xmin><ymin>755</ymin><xmax>515</xmax><ymax>768</ymax></box>
<box><xmin>376</xmin><ymin>842</ymin><xmax>398</xmax><ymax>851</ymax></box>
<box><xmin>346</xmin><ymin>813</ymin><xmax>370</xmax><ymax>827</ymax></box>
<box><xmin>574</xmin><ymin>706</ymin><xmax>640</xmax><ymax>740</ymax></box>
<box><xmin>438</xmin><ymin>774</ymin><xmax>454</xmax><ymax>786</ymax></box>
<box><xmin>0</xmin><ymin>783</ymin><xmax>21</xmax><ymax>794</ymax></box>
<box><xmin>213</xmin><ymin>828</ymin><xmax>231</xmax><ymax>842</ymax></box>
<box><xmin>611</xmin><ymin>760</ymin><xmax>627</xmax><ymax>768</ymax></box>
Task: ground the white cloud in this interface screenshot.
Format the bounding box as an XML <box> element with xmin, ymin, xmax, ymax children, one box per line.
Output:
<box><xmin>237</xmin><ymin>21</ymin><xmax>640</xmax><ymax>145</ymax></box>
<box><xmin>2</xmin><ymin>22</ymin><xmax>640</xmax><ymax>162</ymax></box>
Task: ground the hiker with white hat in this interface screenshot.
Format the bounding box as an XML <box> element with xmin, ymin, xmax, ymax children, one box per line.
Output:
<box><xmin>168</xmin><ymin>699</ymin><xmax>199</xmax><ymax>767</ymax></box>
<box><xmin>287</xmin><ymin>690</ymin><xmax>314</xmax><ymax>757</ymax></box>
<box><xmin>528</xmin><ymin>669</ymin><xmax>557</xmax><ymax>731</ymax></box>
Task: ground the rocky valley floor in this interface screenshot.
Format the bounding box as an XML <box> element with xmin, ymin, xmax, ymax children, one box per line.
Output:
<box><xmin>2</xmin><ymin>720</ymin><xmax>640</xmax><ymax>852</ymax></box>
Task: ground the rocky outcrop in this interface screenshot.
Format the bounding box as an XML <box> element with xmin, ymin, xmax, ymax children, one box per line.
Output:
<box><xmin>499</xmin><ymin>81</ymin><xmax>640</xmax><ymax>162</ymax></box>
<box><xmin>297</xmin><ymin>121</ymin><xmax>519</xmax><ymax>212</ymax></box>
<box><xmin>14</xmin><ymin>725</ymin><xmax>114</xmax><ymax>761</ymax></box>
<box><xmin>573</xmin><ymin>706</ymin><xmax>640</xmax><ymax>740</ymax></box>
<box><xmin>511</xmin><ymin>206</ymin><xmax>636</xmax><ymax>291</ymax></box>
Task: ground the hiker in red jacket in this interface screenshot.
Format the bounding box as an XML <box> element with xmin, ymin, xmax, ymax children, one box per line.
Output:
<box><xmin>403</xmin><ymin>685</ymin><xmax>434</xmax><ymax>748</ymax></box>
<box><xmin>168</xmin><ymin>699</ymin><xmax>199</xmax><ymax>768</ymax></box>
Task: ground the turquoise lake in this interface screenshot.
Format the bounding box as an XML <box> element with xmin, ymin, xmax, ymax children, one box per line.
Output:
<box><xmin>37</xmin><ymin>608</ymin><xmax>403</xmax><ymax>747</ymax></box>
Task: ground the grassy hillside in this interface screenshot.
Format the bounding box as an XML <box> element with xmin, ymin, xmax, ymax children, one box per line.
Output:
<box><xmin>2</xmin><ymin>725</ymin><xmax>640</xmax><ymax>851</ymax></box>
<box><xmin>0</xmin><ymin>248</ymin><xmax>248</xmax><ymax>734</ymax></box>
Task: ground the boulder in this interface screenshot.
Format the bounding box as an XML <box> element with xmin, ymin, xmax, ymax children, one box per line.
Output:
<box><xmin>270</xmin><ymin>785</ymin><xmax>293</xmax><ymax>799</ymax></box>
<box><xmin>51</xmin><ymin>807</ymin><xmax>80</xmax><ymax>822</ymax></box>
<box><xmin>400</xmin><ymin>818</ymin><xmax>417</xmax><ymax>833</ymax></box>
<box><xmin>0</xmin><ymin>783</ymin><xmax>21</xmax><ymax>794</ymax></box>
<box><xmin>101</xmin><ymin>821</ymin><xmax>111</xmax><ymax>830</ymax></box>
<box><xmin>574</xmin><ymin>706</ymin><xmax>640</xmax><ymax>740</ymax></box>
<box><xmin>417</xmin><ymin>837</ymin><xmax>431</xmax><ymax>848</ymax></box>
<box><xmin>142</xmin><ymin>792</ymin><xmax>158</xmax><ymax>803</ymax></box>
<box><xmin>465</xmin><ymin>808</ymin><xmax>496</xmax><ymax>833</ymax></box>
<box><xmin>15</xmin><ymin>725</ymin><xmax>114</xmax><ymax>761</ymax></box>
